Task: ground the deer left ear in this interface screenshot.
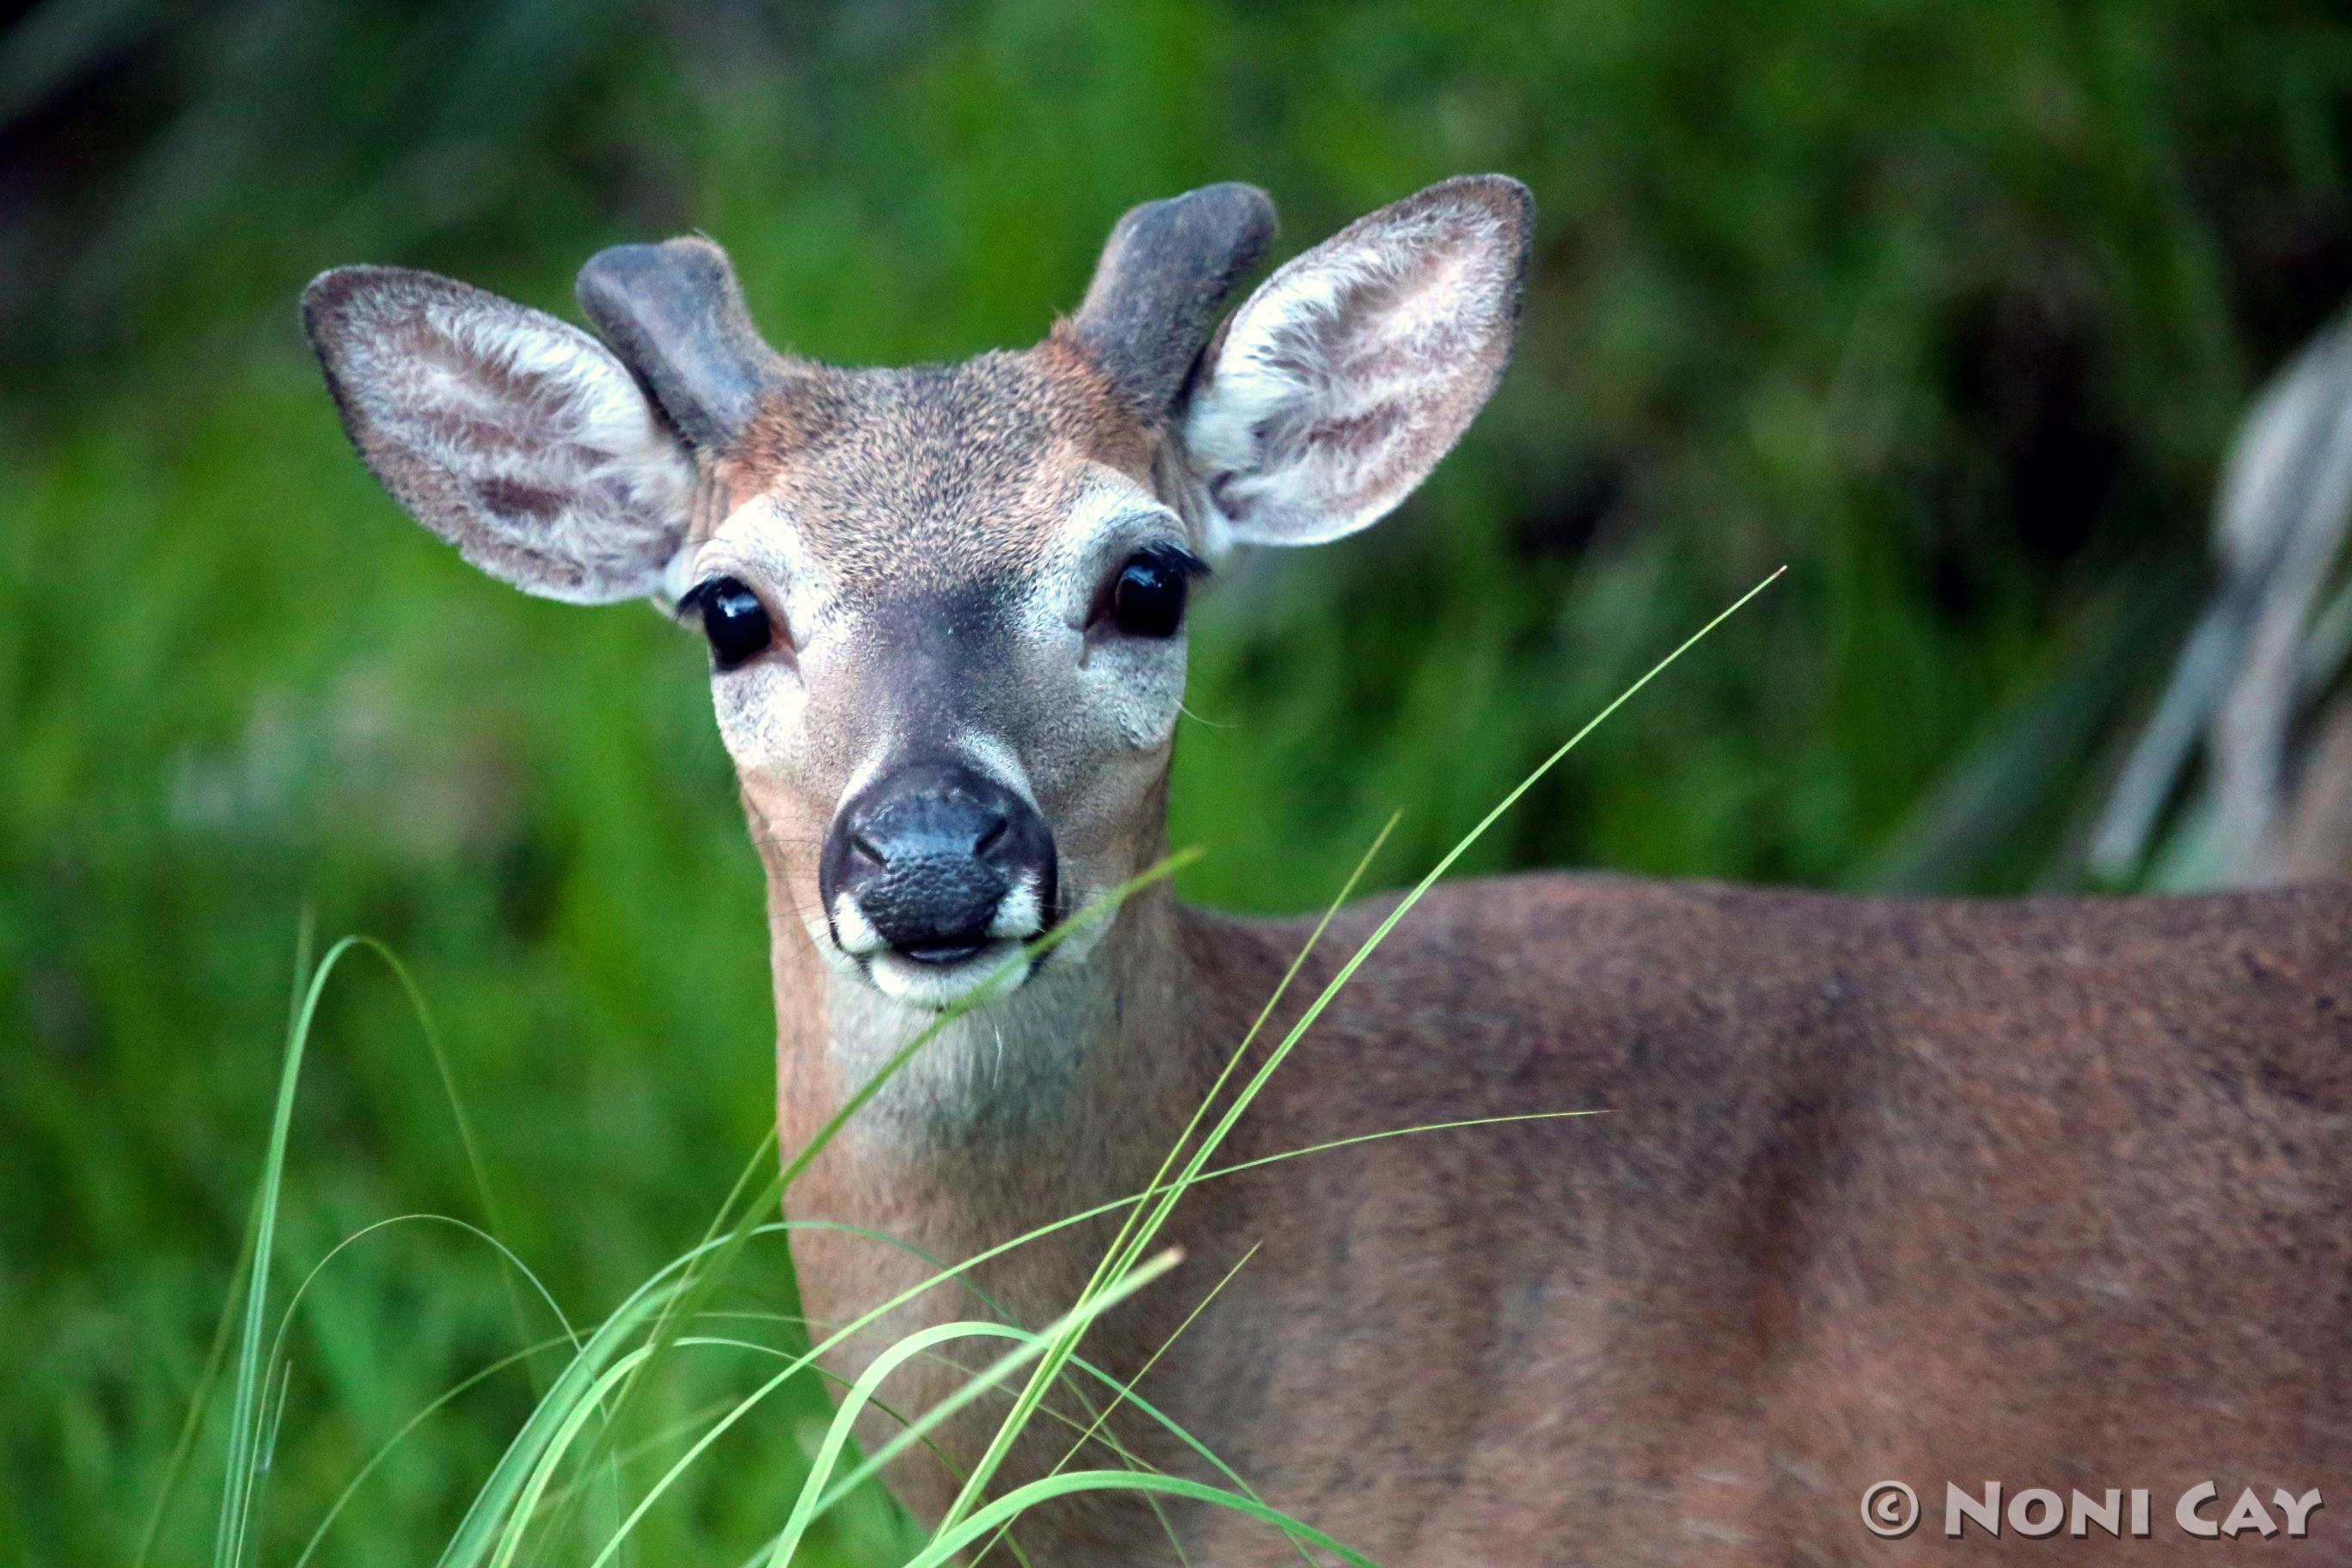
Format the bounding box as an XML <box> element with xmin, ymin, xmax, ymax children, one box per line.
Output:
<box><xmin>1182</xmin><ymin>175</ymin><xmax>1533</xmax><ymax>554</ymax></box>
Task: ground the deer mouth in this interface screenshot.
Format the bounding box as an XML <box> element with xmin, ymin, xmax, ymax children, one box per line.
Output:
<box><xmin>893</xmin><ymin>938</ymin><xmax>990</xmax><ymax>966</ymax></box>
<box><xmin>860</xmin><ymin>935</ymin><xmax>1036</xmax><ymax>1010</ymax></box>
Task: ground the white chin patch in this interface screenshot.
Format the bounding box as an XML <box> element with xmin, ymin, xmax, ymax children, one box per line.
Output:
<box><xmin>824</xmin><ymin>882</ymin><xmax>1049</xmax><ymax>1012</ymax></box>
<box><xmin>828</xmin><ymin>893</ymin><xmax>883</xmax><ymax>961</ymax></box>
<box><xmin>866</xmin><ymin>941</ymin><xmax>1032</xmax><ymax>1010</ymax></box>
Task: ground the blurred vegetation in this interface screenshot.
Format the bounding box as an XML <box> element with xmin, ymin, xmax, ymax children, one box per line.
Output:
<box><xmin>4</xmin><ymin>1</ymin><xmax>2350</xmax><ymax>1564</ymax></box>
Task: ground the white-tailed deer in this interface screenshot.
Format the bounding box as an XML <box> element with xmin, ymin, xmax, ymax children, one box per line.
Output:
<box><xmin>306</xmin><ymin>177</ymin><xmax>2352</xmax><ymax>1565</ymax></box>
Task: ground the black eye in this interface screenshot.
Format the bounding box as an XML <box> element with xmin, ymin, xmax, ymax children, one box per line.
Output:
<box><xmin>1105</xmin><ymin>548</ymin><xmax>1195</xmax><ymax>639</ymax></box>
<box><xmin>686</xmin><ymin>577</ymin><xmax>774</xmax><ymax>671</ymax></box>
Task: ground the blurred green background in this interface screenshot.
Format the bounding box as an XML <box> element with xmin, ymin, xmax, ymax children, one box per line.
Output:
<box><xmin>5</xmin><ymin>2</ymin><xmax>2350</xmax><ymax>1564</ymax></box>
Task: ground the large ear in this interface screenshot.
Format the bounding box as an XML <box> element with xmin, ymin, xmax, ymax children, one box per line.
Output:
<box><xmin>302</xmin><ymin>266</ymin><xmax>697</xmax><ymax>604</ymax></box>
<box><xmin>1071</xmin><ymin>182</ymin><xmax>1278</xmax><ymax>418</ymax></box>
<box><xmin>1181</xmin><ymin>175</ymin><xmax>1533</xmax><ymax>552</ymax></box>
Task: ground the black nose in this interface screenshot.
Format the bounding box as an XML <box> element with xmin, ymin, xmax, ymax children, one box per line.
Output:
<box><xmin>820</xmin><ymin>760</ymin><xmax>1057</xmax><ymax>965</ymax></box>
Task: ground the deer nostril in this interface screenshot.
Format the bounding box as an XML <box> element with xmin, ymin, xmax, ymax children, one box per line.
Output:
<box><xmin>820</xmin><ymin>760</ymin><xmax>1057</xmax><ymax>966</ymax></box>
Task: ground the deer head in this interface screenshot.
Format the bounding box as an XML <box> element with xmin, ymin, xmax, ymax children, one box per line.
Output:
<box><xmin>303</xmin><ymin>177</ymin><xmax>1532</xmax><ymax>1017</ymax></box>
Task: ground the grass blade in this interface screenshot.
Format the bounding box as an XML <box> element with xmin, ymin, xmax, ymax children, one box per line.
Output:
<box><xmin>934</xmin><ymin>567</ymin><xmax>1785</xmax><ymax>1542</ymax></box>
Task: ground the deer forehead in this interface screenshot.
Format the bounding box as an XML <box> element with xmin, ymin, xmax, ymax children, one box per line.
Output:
<box><xmin>711</xmin><ymin>339</ymin><xmax>1165</xmax><ymax>595</ymax></box>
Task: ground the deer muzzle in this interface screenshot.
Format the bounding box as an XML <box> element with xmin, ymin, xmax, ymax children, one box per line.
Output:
<box><xmin>819</xmin><ymin>759</ymin><xmax>1057</xmax><ymax>972</ymax></box>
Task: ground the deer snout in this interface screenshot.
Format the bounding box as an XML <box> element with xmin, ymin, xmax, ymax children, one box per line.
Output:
<box><xmin>820</xmin><ymin>761</ymin><xmax>1057</xmax><ymax>971</ymax></box>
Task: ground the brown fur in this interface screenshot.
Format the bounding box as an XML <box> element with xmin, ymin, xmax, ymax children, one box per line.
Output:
<box><xmin>720</xmin><ymin>336</ymin><xmax>1153</xmax><ymax>591</ymax></box>
<box><xmin>771</xmin><ymin>870</ymin><xmax>2352</xmax><ymax>1565</ymax></box>
<box><xmin>700</xmin><ymin>191</ymin><xmax>2352</xmax><ymax>1561</ymax></box>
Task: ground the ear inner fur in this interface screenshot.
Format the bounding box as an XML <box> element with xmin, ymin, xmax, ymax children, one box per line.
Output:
<box><xmin>301</xmin><ymin>264</ymin><xmax>695</xmax><ymax>603</ymax></box>
<box><xmin>1184</xmin><ymin>173</ymin><xmax>1534</xmax><ymax>550</ymax></box>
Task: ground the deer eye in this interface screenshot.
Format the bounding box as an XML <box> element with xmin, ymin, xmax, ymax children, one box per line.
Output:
<box><xmin>1101</xmin><ymin>548</ymin><xmax>1197</xmax><ymax>640</ymax></box>
<box><xmin>684</xmin><ymin>577</ymin><xmax>775</xmax><ymax>671</ymax></box>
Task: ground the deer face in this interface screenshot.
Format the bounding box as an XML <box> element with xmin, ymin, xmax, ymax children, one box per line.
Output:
<box><xmin>693</xmin><ymin>347</ymin><xmax>1199</xmax><ymax>1008</ymax></box>
<box><xmin>304</xmin><ymin>177</ymin><xmax>1530</xmax><ymax>1012</ymax></box>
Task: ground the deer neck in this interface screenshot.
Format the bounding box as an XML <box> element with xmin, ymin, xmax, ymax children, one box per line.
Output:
<box><xmin>764</xmin><ymin>861</ymin><xmax>1212</xmax><ymax>1253</ymax></box>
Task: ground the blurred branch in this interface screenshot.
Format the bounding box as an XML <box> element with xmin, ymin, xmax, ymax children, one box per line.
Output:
<box><xmin>2092</xmin><ymin>300</ymin><xmax>2352</xmax><ymax>885</ymax></box>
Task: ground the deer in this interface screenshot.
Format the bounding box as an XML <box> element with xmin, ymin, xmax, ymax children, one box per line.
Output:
<box><xmin>303</xmin><ymin>176</ymin><xmax>2352</xmax><ymax>1565</ymax></box>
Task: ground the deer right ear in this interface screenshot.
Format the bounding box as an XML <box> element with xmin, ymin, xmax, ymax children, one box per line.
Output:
<box><xmin>302</xmin><ymin>266</ymin><xmax>697</xmax><ymax>605</ymax></box>
<box><xmin>1182</xmin><ymin>175</ymin><xmax>1533</xmax><ymax>554</ymax></box>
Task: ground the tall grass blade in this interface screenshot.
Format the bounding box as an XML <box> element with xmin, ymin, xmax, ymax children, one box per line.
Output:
<box><xmin>913</xmin><ymin>1473</ymin><xmax>1380</xmax><ymax>1568</ymax></box>
<box><xmin>769</xmin><ymin>1252</ymin><xmax>1180</xmax><ymax>1566</ymax></box>
<box><xmin>459</xmin><ymin>856</ymin><xmax>1195</xmax><ymax>1568</ymax></box>
<box><xmin>936</xmin><ymin>567</ymin><xmax>1785</xmax><ymax>1544</ymax></box>
<box><xmin>214</xmin><ymin>933</ymin><xmax>369</xmax><ymax>1568</ymax></box>
<box><xmin>136</xmin><ymin>912</ymin><xmax>311</xmax><ymax>1568</ymax></box>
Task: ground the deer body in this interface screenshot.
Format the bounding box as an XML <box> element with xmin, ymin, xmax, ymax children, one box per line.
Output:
<box><xmin>305</xmin><ymin>175</ymin><xmax>2352</xmax><ymax>1563</ymax></box>
<box><xmin>776</xmin><ymin>876</ymin><xmax>2352</xmax><ymax>1565</ymax></box>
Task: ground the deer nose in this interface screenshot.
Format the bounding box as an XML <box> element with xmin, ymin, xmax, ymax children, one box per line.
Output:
<box><xmin>820</xmin><ymin>761</ymin><xmax>1057</xmax><ymax>966</ymax></box>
